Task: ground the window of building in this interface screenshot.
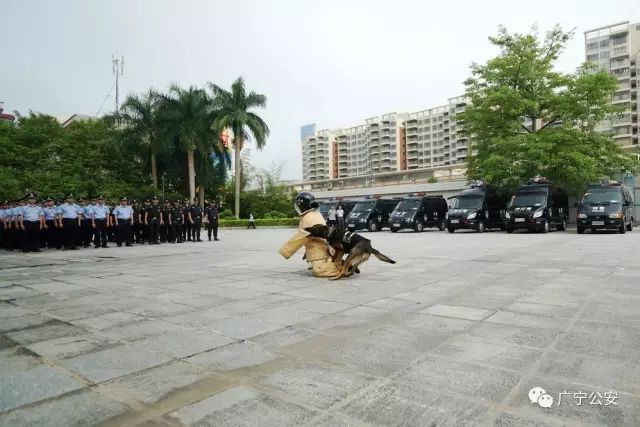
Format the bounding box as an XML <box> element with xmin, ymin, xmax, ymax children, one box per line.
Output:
<box><xmin>600</xmin><ymin>39</ymin><xmax>609</xmax><ymax>48</ymax></box>
<box><xmin>612</xmin><ymin>35</ymin><xmax>627</xmax><ymax>45</ymax></box>
<box><xmin>586</xmin><ymin>41</ymin><xmax>598</xmax><ymax>50</ymax></box>
<box><xmin>600</xmin><ymin>52</ymin><xmax>609</xmax><ymax>59</ymax></box>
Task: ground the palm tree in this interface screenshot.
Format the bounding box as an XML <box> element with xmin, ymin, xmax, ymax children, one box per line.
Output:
<box><xmin>209</xmin><ymin>77</ymin><xmax>269</xmax><ymax>219</ymax></box>
<box><xmin>118</xmin><ymin>90</ymin><xmax>163</xmax><ymax>190</ymax></box>
<box><xmin>156</xmin><ymin>85</ymin><xmax>214</xmax><ymax>201</ymax></box>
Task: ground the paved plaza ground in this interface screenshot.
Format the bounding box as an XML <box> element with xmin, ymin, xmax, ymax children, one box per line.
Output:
<box><xmin>1</xmin><ymin>227</ymin><xmax>640</xmax><ymax>426</ymax></box>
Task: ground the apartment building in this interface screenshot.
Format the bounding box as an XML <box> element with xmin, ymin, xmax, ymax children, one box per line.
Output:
<box><xmin>301</xmin><ymin>99</ymin><xmax>468</xmax><ymax>183</ymax></box>
<box><xmin>585</xmin><ymin>21</ymin><xmax>640</xmax><ymax>148</ymax></box>
<box><xmin>405</xmin><ymin>96</ymin><xmax>469</xmax><ymax>170</ymax></box>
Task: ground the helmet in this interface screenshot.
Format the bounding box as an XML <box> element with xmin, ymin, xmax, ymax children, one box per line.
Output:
<box><xmin>294</xmin><ymin>192</ymin><xmax>318</xmax><ymax>215</ymax></box>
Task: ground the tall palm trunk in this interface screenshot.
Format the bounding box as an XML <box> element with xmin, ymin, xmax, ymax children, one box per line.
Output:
<box><xmin>187</xmin><ymin>149</ymin><xmax>196</xmax><ymax>202</ymax></box>
<box><xmin>199</xmin><ymin>186</ymin><xmax>205</xmax><ymax>208</ymax></box>
<box><xmin>151</xmin><ymin>153</ymin><xmax>158</xmax><ymax>191</ymax></box>
<box><xmin>234</xmin><ymin>141</ymin><xmax>241</xmax><ymax>219</ymax></box>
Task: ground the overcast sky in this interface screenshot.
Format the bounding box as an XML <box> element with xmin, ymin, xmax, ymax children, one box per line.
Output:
<box><xmin>2</xmin><ymin>0</ymin><xmax>639</xmax><ymax>179</ymax></box>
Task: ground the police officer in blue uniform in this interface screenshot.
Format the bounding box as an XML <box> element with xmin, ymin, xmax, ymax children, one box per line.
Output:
<box><xmin>205</xmin><ymin>200</ymin><xmax>220</xmax><ymax>241</ymax></box>
<box><xmin>92</xmin><ymin>195</ymin><xmax>110</xmax><ymax>248</ymax></box>
<box><xmin>18</xmin><ymin>193</ymin><xmax>44</xmax><ymax>252</ymax></box>
<box><xmin>0</xmin><ymin>201</ymin><xmax>7</xmax><ymax>250</ymax></box>
<box><xmin>42</xmin><ymin>197</ymin><xmax>60</xmax><ymax>249</ymax></box>
<box><xmin>78</xmin><ymin>198</ymin><xmax>94</xmax><ymax>248</ymax></box>
<box><xmin>113</xmin><ymin>197</ymin><xmax>134</xmax><ymax>247</ymax></box>
<box><xmin>58</xmin><ymin>194</ymin><xmax>81</xmax><ymax>250</ymax></box>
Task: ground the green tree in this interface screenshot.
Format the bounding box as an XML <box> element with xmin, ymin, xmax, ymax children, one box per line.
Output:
<box><xmin>157</xmin><ymin>85</ymin><xmax>215</xmax><ymax>201</ymax></box>
<box><xmin>116</xmin><ymin>90</ymin><xmax>164</xmax><ymax>191</ymax></box>
<box><xmin>462</xmin><ymin>26</ymin><xmax>638</xmax><ymax>193</ymax></box>
<box><xmin>209</xmin><ymin>77</ymin><xmax>269</xmax><ymax>218</ymax></box>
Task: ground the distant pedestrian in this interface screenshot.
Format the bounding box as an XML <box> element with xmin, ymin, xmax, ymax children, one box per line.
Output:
<box><xmin>336</xmin><ymin>205</ymin><xmax>345</xmax><ymax>230</ymax></box>
<box><xmin>247</xmin><ymin>213</ymin><xmax>256</xmax><ymax>229</ymax></box>
<box><xmin>328</xmin><ymin>206</ymin><xmax>337</xmax><ymax>227</ymax></box>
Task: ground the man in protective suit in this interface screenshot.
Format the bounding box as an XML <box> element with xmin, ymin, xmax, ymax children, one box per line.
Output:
<box><xmin>279</xmin><ymin>192</ymin><xmax>340</xmax><ymax>277</ymax></box>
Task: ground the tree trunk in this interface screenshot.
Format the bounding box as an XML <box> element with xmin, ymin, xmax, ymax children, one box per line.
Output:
<box><xmin>199</xmin><ymin>185</ymin><xmax>205</xmax><ymax>208</ymax></box>
<box><xmin>234</xmin><ymin>140</ymin><xmax>241</xmax><ymax>219</ymax></box>
<box><xmin>151</xmin><ymin>153</ymin><xmax>158</xmax><ymax>190</ymax></box>
<box><xmin>187</xmin><ymin>149</ymin><xmax>196</xmax><ymax>202</ymax></box>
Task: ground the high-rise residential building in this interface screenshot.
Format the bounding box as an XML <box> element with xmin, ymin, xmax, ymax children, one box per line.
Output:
<box><xmin>585</xmin><ymin>21</ymin><xmax>640</xmax><ymax>148</ymax></box>
<box><xmin>300</xmin><ymin>99</ymin><xmax>468</xmax><ymax>183</ymax></box>
<box><xmin>405</xmin><ymin>96</ymin><xmax>468</xmax><ymax>170</ymax></box>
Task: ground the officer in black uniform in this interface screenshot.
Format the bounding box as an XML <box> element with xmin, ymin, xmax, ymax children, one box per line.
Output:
<box><xmin>189</xmin><ymin>199</ymin><xmax>203</xmax><ymax>242</ymax></box>
<box><xmin>205</xmin><ymin>201</ymin><xmax>220</xmax><ymax>241</ymax></box>
<box><xmin>142</xmin><ymin>199</ymin><xmax>151</xmax><ymax>243</ymax></box>
<box><xmin>145</xmin><ymin>196</ymin><xmax>162</xmax><ymax>244</ymax></box>
<box><xmin>160</xmin><ymin>200</ymin><xmax>171</xmax><ymax>243</ymax></box>
<box><xmin>131</xmin><ymin>200</ymin><xmax>141</xmax><ymax>244</ymax></box>
<box><xmin>182</xmin><ymin>200</ymin><xmax>191</xmax><ymax>241</ymax></box>
<box><xmin>171</xmin><ymin>200</ymin><xmax>184</xmax><ymax>243</ymax></box>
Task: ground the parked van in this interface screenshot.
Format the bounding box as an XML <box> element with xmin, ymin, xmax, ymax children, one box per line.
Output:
<box><xmin>505</xmin><ymin>178</ymin><xmax>568</xmax><ymax>233</ymax></box>
<box><xmin>346</xmin><ymin>198</ymin><xmax>401</xmax><ymax>232</ymax></box>
<box><xmin>576</xmin><ymin>181</ymin><xmax>634</xmax><ymax>234</ymax></box>
<box><xmin>389</xmin><ymin>196</ymin><xmax>448</xmax><ymax>232</ymax></box>
<box><xmin>447</xmin><ymin>184</ymin><xmax>508</xmax><ymax>233</ymax></box>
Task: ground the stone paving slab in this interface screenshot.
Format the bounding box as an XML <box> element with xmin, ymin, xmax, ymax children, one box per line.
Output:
<box><xmin>0</xmin><ymin>365</ymin><xmax>85</xmax><ymax>412</ymax></box>
<box><xmin>1</xmin><ymin>228</ymin><xmax>639</xmax><ymax>426</ymax></box>
<box><xmin>59</xmin><ymin>344</ymin><xmax>171</xmax><ymax>383</ymax></box>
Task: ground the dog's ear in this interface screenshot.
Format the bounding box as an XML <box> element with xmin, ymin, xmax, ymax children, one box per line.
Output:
<box><xmin>304</xmin><ymin>224</ymin><xmax>329</xmax><ymax>237</ymax></box>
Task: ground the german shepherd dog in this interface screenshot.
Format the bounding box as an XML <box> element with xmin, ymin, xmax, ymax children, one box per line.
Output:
<box><xmin>304</xmin><ymin>225</ymin><xmax>395</xmax><ymax>280</ymax></box>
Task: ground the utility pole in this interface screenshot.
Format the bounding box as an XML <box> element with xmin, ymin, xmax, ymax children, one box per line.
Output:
<box><xmin>112</xmin><ymin>54</ymin><xmax>124</xmax><ymax>114</ymax></box>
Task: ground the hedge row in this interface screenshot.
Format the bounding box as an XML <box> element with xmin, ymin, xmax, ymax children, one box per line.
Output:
<box><xmin>218</xmin><ymin>218</ymin><xmax>298</xmax><ymax>227</ymax></box>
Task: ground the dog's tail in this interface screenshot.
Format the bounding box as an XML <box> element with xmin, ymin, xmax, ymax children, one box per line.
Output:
<box><xmin>371</xmin><ymin>249</ymin><xmax>396</xmax><ymax>264</ymax></box>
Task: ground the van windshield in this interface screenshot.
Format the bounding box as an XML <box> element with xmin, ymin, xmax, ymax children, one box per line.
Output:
<box><xmin>317</xmin><ymin>203</ymin><xmax>333</xmax><ymax>213</ymax></box>
<box><xmin>582</xmin><ymin>189</ymin><xmax>621</xmax><ymax>204</ymax></box>
<box><xmin>450</xmin><ymin>196</ymin><xmax>482</xmax><ymax>209</ymax></box>
<box><xmin>396</xmin><ymin>200</ymin><xmax>420</xmax><ymax>210</ymax></box>
<box><xmin>510</xmin><ymin>193</ymin><xmax>546</xmax><ymax>207</ymax></box>
<box><xmin>353</xmin><ymin>201</ymin><xmax>376</xmax><ymax>212</ymax></box>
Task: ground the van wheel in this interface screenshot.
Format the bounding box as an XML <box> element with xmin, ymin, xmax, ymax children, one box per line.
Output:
<box><xmin>448</xmin><ymin>227</ymin><xmax>455</xmax><ymax>233</ymax></box>
<box><xmin>557</xmin><ymin>218</ymin><xmax>566</xmax><ymax>231</ymax></box>
<box><xmin>415</xmin><ymin>222</ymin><xmax>424</xmax><ymax>232</ymax></box>
<box><xmin>541</xmin><ymin>220</ymin><xmax>549</xmax><ymax>233</ymax></box>
<box><xmin>477</xmin><ymin>221</ymin><xmax>485</xmax><ymax>233</ymax></box>
<box><xmin>438</xmin><ymin>221</ymin><xmax>445</xmax><ymax>231</ymax></box>
<box><xmin>619</xmin><ymin>223</ymin><xmax>626</xmax><ymax>234</ymax></box>
<box><xmin>626</xmin><ymin>220</ymin><xmax>633</xmax><ymax>231</ymax></box>
<box><xmin>368</xmin><ymin>221</ymin><xmax>378</xmax><ymax>232</ymax></box>
<box><xmin>577</xmin><ymin>227</ymin><xmax>585</xmax><ymax>234</ymax></box>
<box><xmin>391</xmin><ymin>228</ymin><xmax>398</xmax><ymax>233</ymax></box>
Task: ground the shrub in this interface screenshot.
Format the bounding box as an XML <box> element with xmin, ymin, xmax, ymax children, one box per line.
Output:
<box><xmin>265</xmin><ymin>210</ymin><xmax>287</xmax><ymax>218</ymax></box>
<box><xmin>427</xmin><ymin>176</ymin><xmax>438</xmax><ymax>183</ymax></box>
<box><xmin>219</xmin><ymin>209</ymin><xmax>234</xmax><ymax>218</ymax></box>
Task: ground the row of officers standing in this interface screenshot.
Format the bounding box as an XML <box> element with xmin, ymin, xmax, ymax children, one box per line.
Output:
<box><xmin>0</xmin><ymin>193</ymin><xmax>220</xmax><ymax>252</ymax></box>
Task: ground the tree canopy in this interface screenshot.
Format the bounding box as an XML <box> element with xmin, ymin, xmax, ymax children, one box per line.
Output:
<box><xmin>462</xmin><ymin>26</ymin><xmax>638</xmax><ymax>193</ymax></box>
<box><xmin>0</xmin><ymin>79</ymin><xmax>272</xmax><ymax>218</ymax></box>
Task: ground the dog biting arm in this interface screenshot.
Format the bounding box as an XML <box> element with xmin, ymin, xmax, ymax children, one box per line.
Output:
<box><xmin>278</xmin><ymin>229</ymin><xmax>310</xmax><ymax>259</ymax></box>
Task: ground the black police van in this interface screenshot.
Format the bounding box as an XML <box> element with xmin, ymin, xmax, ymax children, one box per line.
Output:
<box><xmin>576</xmin><ymin>181</ymin><xmax>634</xmax><ymax>234</ymax></box>
<box><xmin>505</xmin><ymin>178</ymin><xmax>568</xmax><ymax>233</ymax></box>
<box><xmin>446</xmin><ymin>184</ymin><xmax>508</xmax><ymax>233</ymax></box>
<box><xmin>389</xmin><ymin>195</ymin><xmax>448</xmax><ymax>232</ymax></box>
<box><xmin>346</xmin><ymin>198</ymin><xmax>400</xmax><ymax>232</ymax></box>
